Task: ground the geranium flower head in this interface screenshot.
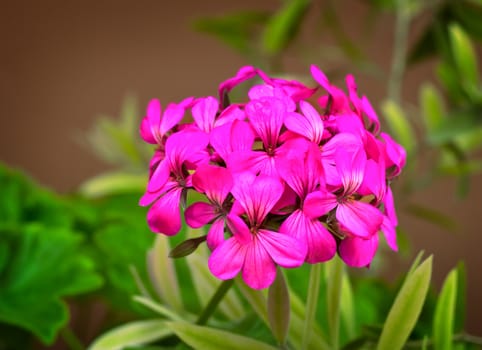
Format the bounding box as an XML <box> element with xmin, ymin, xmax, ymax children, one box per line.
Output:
<box><xmin>140</xmin><ymin>65</ymin><xmax>406</xmax><ymax>286</ymax></box>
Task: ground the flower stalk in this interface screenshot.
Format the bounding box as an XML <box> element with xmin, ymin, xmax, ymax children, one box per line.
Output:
<box><xmin>196</xmin><ymin>278</ymin><xmax>234</xmax><ymax>325</ymax></box>
<box><xmin>301</xmin><ymin>263</ymin><xmax>322</xmax><ymax>350</ymax></box>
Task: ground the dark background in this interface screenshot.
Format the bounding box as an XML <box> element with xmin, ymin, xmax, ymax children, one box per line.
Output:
<box><xmin>1</xmin><ymin>0</ymin><xmax>480</xmax><ymax>334</ymax></box>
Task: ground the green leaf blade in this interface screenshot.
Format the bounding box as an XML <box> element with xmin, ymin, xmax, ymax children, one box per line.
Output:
<box><xmin>262</xmin><ymin>0</ymin><xmax>311</xmax><ymax>55</ymax></box>
<box><xmin>166</xmin><ymin>321</ymin><xmax>278</xmax><ymax>350</ymax></box>
<box><xmin>88</xmin><ymin>319</ymin><xmax>171</xmax><ymax>350</ymax></box>
<box><xmin>381</xmin><ymin>100</ymin><xmax>416</xmax><ymax>156</ymax></box>
<box><xmin>449</xmin><ymin>23</ymin><xmax>479</xmax><ymax>90</ymax></box>
<box><xmin>267</xmin><ymin>269</ymin><xmax>290</xmax><ymax>345</ymax></box>
<box><xmin>433</xmin><ymin>269</ymin><xmax>458</xmax><ymax>350</ymax></box>
<box><xmin>376</xmin><ymin>256</ymin><xmax>433</xmax><ymax>350</ymax></box>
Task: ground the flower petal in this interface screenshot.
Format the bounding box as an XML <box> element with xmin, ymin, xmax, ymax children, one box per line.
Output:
<box><xmin>279</xmin><ymin>210</ymin><xmax>336</xmax><ymax>263</ymax></box>
<box><xmin>147</xmin><ymin>159</ymin><xmax>170</xmax><ymax>193</ymax></box>
<box><xmin>277</xmin><ymin>140</ymin><xmax>323</xmax><ymax>197</ymax></box>
<box><xmin>192</xmin><ymin>96</ymin><xmax>219</xmax><ymax>133</ymax></box>
<box><xmin>380</xmin><ymin>132</ymin><xmax>406</xmax><ymax>178</ymax></box>
<box><xmin>159</xmin><ymin>103</ymin><xmax>185</xmax><ymax>136</ymax></box>
<box><xmin>207</xmin><ymin>218</ymin><xmax>226</xmax><ymax>250</ymax></box>
<box><xmin>258</xmin><ymin>228</ymin><xmax>306</xmax><ymax>268</ymax></box>
<box><xmin>208</xmin><ymin>237</ymin><xmax>247</xmax><ymax>280</ymax></box>
<box><xmin>226</xmin><ymin>150</ymin><xmax>274</xmax><ymax>176</ymax></box>
<box><xmin>242</xmin><ymin>237</ymin><xmax>276</xmax><ymax>289</ymax></box>
<box><xmin>231</xmin><ymin>173</ymin><xmax>284</xmax><ymax>225</ymax></box>
<box><xmin>296</xmin><ymin>100</ymin><xmax>324</xmax><ymax>143</ymax></box>
<box><xmin>339</xmin><ymin>235</ymin><xmax>379</xmax><ymax>268</ymax></box>
<box><xmin>303</xmin><ymin>190</ymin><xmax>338</xmax><ymax>219</ymax></box>
<box><xmin>245</xmin><ymin>97</ymin><xmax>286</xmax><ymax>149</ymax></box>
<box><xmin>192</xmin><ymin>164</ymin><xmax>233</xmax><ymax>204</ymax></box>
<box><xmin>336</xmin><ymin>146</ymin><xmax>366</xmax><ymax>195</ymax></box>
<box><xmin>211</xmin><ymin>121</ymin><xmax>255</xmax><ymax>162</ymax></box>
<box><xmin>336</xmin><ymin>200</ymin><xmax>383</xmax><ymax>238</ymax></box>
<box><xmin>165</xmin><ymin>131</ymin><xmax>209</xmax><ymax>173</ymax></box>
<box><xmin>218</xmin><ymin>66</ymin><xmax>258</xmax><ymax>98</ymax></box>
<box><xmin>381</xmin><ymin>216</ymin><xmax>398</xmax><ymax>251</ymax></box>
<box><xmin>146</xmin><ymin>188</ymin><xmax>183</xmax><ymax>236</ymax></box>
<box><xmin>140</xmin><ymin>116</ymin><xmax>157</xmax><ymax>144</ymax></box>
<box><xmin>226</xmin><ymin>213</ymin><xmax>252</xmax><ymax>245</ymax></box>
<box><xmin>383</xmin><ymin>186</ymin><xmax>398</xmax><ymax>226</ymax></box>
<box><xmin>185</xmin><ymin>202</ymin><xmax>217</xmax><ymax>228</ymax></box>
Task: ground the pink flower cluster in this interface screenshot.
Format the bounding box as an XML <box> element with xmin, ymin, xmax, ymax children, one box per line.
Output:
<box><xmin>139</xmin><ymin>65</ymin><xmax>406</xmax><ymax>289</ymax></box>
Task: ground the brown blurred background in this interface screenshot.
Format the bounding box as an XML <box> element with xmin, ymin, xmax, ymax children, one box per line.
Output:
<box><xmin>0</xmin><ymin>0</ymin><xmax>480</xmax><ymax>335</ymax></box>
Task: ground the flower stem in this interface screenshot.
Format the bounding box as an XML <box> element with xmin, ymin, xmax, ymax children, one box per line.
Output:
<box><xmin>327</xmin><ymin>257</ymin><xmax>344</xmax><ymax>350</ymax></box>
<box><xmin>301</xmin><ymin>263</ymin><xmax>322</xmax><ymax>350</ymax></box>
<box><xmin>388</xmin><ymin>0</ymin><xmax>411</xmax><ymax>103</ymax></box>
<box><xmin>196</xmin><ymin>278</ymin><xmax>234</xmax><ymax>325</ymax></box>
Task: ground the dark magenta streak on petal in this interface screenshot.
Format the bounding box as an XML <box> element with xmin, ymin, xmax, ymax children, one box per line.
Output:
<box><xmin>257</xmin><ymin>229</ymin><xmax>306</xmax><ymax>268</ymax></box>
<box><xmin>242</xmin><ymin>237</ymin><xmax>276</xmax><ymax>290</ymax></box>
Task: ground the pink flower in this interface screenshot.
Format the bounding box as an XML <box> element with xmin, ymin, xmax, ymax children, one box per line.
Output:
<box><xmin>304</xmin><ymin>147</ymin><xmax>383</xmax><ymax>240</ymax></box>
<box><xmin>277</xmin><ymin>141</ymin><xmax>337</xmax><ymax>263</ymax></box>
<box><xmin>140</xmin><ymin>131</ymin><xmax>209</xmax><ymax>235</ymax></box>
<box><xmin>139</xmin><ymin>65</ymin><xmax>406</xmax><ymax>283</ymax></box>
<box><xmin>208</xmin><ymin>173</ymin><xmax>306</xmax><ymax>289</ymax></box>
<box><xmin>185</xmin><ymin>164</ymin><xmax>233</xmax><ymax>250</ymax></box>
<box><xmin>139</xmin><ymin>97</ymin><xmax>193</xmax><ymax>145</ymax></box>
<box><xmin>226</xmin><ymin>96</ymin><xmax>296</xmax><ymax>177</ymax></box>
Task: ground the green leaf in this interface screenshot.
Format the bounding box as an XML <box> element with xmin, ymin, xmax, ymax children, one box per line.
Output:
<box><xmin>88</xmin><ymin>319</ymin><xmax>171</xmax><ymax>350</ymax></box>
<box><xmin>187</xmin><ymin>244</ymin><xmax>245</xmax><ymax>321</ymax></box>
<box><xmin>133</xmin><ymin>296</ymin><xmax>186</xmax><ymax>321</ymax></box>
<box><xmin>193</xmin><ymin>11</ymin><xmax>269</xmax><ymax>55</ymax></box>
<box><xmin>93</xmin><ymin>208</ymin><xmax>156</xmax><ymax>314</ymax></box>
<box><xmin>420</xmin><ymin>83</ymin><xmax>446</xmax><ymax>133</ymax></box>
<box><xmin>452</xmin><ymin>1</ymin><xmax>482</xmax><ymax>39</ymax></box>
<box><xmin>262</xmin><ymin>0</ymin><xmax>311</xmax><ymax>55</ymax></box>
<box><xmin>147</xmin><ymin>235</ymin><xmax>183</xmax><ymax>312</ymax></box>
<box><xmin>340</xmin><ymin>273</ymin><xmax>356</xmax><ymax>340</ymax></box>
<box><xmin>86</xmin><ymin>96</ymin><xmax>148</xmax><ymax>169</ymax></box>
<box><xmin>406</xmin><ymin>250</ymin><xmax>425</xmax><ymax>278</ymax></box>
<box><xmin>236</xmin><ymin>277</ymin><xmax>269</xmax><ymax>324</ymax></box>
<box><xmin>166</xmin><ymin>321</ymin><xmax>277</xmax><ymax>350</ymax></box>
<box><xmin>267</xmin><ymin>269</ymin><xmax>290</xmax><ymax>345</ymax></box>
<box><xmin>454</xmin><ymin>262</ymin><xmax>466</xmax><ymax>332</ymax></box>
<box><xmin>237</xmin><ymin>274</ymin><xmax>329</xmax><ymax>349</ymax></box>
<box><xmin>449</xmin><ymin>23</ymin><xmax>479</xmax><ymax>90</ymax></box>
<box><xmin>427</xmin><ymin>111</ymin><xmax>482</xmax><ymax>146</ymax></box>
<box><xmin>0</xmin><ymin>163</ymin><xmax>73</xmax><ymax>228</ymax></box>
<box><xmin>169</xmin><ymin>235</ymin><xmax>207</xmax><ymax>258</ymax></box>
<box><xmin>381</xmin><ymin>100</ymin><xmax>416</xmax><ymax>155</ymax></box>
<box><xmin>376</xmin><ymin>256</ymin><xmax>433</xmax><ymax>350</ymax></box>
<box><xmin>288</xmin><ymin>278</ymin><xmax>330</xmax><ymax>350</ymax></box>
<box><xmin>0</xmin><ymin>225</ymin><xmax>103</xmax><ymax>344</ymax></box>
<box><xmin>433</xmin><ymin>269</ymin><xmax>458</xmax><ymax>350</ymax></box>
<box><xmin>79</xmin><ymin>171</ymin><xmax>147</xmax><ymax>198</ymax></box>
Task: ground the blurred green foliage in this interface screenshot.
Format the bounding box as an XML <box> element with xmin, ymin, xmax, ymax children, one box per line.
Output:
<box><xmin>2</xmin><ymin>0</ymin><xmax>482</xmax><ymax>348</ymax></box>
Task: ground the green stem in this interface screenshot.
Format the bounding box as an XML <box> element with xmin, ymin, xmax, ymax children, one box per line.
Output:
<box><xmin>196</xmin><ymin>279</ymin><xmax>234</xmax><ymax>325</ymax></box>
<box><xmin>301</xmin><ymin>263</ymin><xmax>322</xmax><ymax>350</ymax></box>
<box><xmin>388</xmin><ymin>0</ymin><xmax>411</xmax><ymax>103</ymax></box>
<box><xmin>60</xmin><ymin>326</ymin><xmax>84</xmax><ymax>350</ymax></box>
<box><xmin>327</xmin><ymin>257</ymin><xmax>344</xmax><ymax>350</ymax></box>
